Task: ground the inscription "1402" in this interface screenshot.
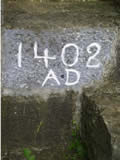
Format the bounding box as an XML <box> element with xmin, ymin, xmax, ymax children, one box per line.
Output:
<box><xmin>17</xmin><ymin>42</ymin><xmax>101</xmax><ymax>87</ymax></box>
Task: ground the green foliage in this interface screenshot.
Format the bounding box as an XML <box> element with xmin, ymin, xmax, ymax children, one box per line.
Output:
<box><xmin>23</xmin><ymin>148</ymin><xmax>36</xmax><ymax>160</ymax></box>
<box><xmin>65</xmin><ymin>124</ymin><xmax>88</xmax><ymax>160</ymax></box>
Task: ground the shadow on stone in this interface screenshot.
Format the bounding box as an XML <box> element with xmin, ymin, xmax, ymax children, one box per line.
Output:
<box><xmin>80</xmin><ymin>93</ymin><xmax>112</xmax><ymax>160</ymax></box>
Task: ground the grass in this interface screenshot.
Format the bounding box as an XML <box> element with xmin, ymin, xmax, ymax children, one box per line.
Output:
<box><xmin>65</xmin><ymin>122</ymin><xmax>88</xmax><ymax>160</ymax></box>
<box><xmin>23</xmin><ymin>123</ymin><xmax>88</xmax><ymax>160</ymax></box>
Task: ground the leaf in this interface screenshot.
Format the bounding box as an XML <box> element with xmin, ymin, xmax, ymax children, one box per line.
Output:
<box><xmin>23</xmin><ymin>148</ymin><xmax>32</xmax><ymax>159</ymax></box>
<box><xmin>72</xmin><ymin>131</ymin><xmax>76</xmax><ymax>137</ymax></box>
<box><xmin>29</xmin><ymin>155</ymin><xmax>36</xmax><ymax>160</ymax></box>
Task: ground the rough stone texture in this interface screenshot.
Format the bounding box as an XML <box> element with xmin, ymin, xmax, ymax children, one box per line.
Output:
<box><xmin>3</xmin><ymin>0</ymin><xmax>120</xmax><ymax>30</ymax></box>
<box><xmin>80</xmin><ymin>93</ymin><xmax>112</xmax><ymax>160</ymax></box>
<box><xmin>2</xmin><ymin>91</ymin><xmax>76</xmax><ymax>160</ymax></box>
<box><xmin>2</xmin><ymin>0</ymin><xmax>120</xmax><ymax>160</ymax></box>
<box><xmin>2</xmin><ymin>28</ymin><xmax>116</xmax><ymax>89</ymax></box>
<box><xmin>83</xmin><ymin>81</ymin><xmax>120</xmax><ymax>160</ymax></box>
<box><xmin>83</xmin><ymin>33</ymin><xmax>120</xmax><ymax>160</ymax></box>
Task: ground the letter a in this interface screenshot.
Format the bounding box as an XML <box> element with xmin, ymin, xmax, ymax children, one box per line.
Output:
<box><xmin>65</xmin><ymin>69</ymin><xmax>80</xmax><ymax>86</ymax></box>
<box><xmin>42</xmin><ymin>69</ymin><xmax>60</xmax><ymax>87</ymax></box>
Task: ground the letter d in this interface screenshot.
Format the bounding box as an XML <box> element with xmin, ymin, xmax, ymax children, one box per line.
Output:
<box><xmin>65</xmin><ymin>69</ymin><xmax>80</xmax><ymax>86</ymax></box>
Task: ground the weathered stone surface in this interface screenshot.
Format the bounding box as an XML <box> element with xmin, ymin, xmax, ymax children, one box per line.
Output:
<box><xmin>2</xmin><ymin>91</ymin><xmax>76</xmax><ymax>160</ymax></box>
<box><xmin>80</xmin><ymin>93</ymin><xmax>112</xmax><ymax>160</ymax></box>
<box><xmin>83</xmin><ymin>34</ymin><xmax>120</xmax><ymax>160</ymax></box>
<box><xmin>2</xmin><ymin>1</ymin><xmax>120</xmax><ymax>160</ymax></box>
<box><xmin>83</xmin><ymin>81</ymin><xmax>120</xmax><ymax>160</ymax></box>
<box><xmin>4</xmin><ymin>0</ymin><xmax>120</xmax><ymax>30</ymax></box>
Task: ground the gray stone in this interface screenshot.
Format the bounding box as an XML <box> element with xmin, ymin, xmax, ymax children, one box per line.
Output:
<box><xmin>2</xmin><ymin>29</ymin><xmax>116</xmax><ymax>89</ymax></box>
<box><xmin>2</xmin><ymin>1</ymin><xmax>120</xmax><ymax>160</ymax></box>
<box><xmin>2</xmin><ymin>91</ymin><xmax>75</xmax><ymax>160</ymax></box>
<box><xmin>80</xmin><ymin>93</ymin><xmax>112</xmax><ymax>160</ymax></box>
<box><xmin>83</xmin><ymin>80</ymin><xmax>120</xmax><ymax>160</ymax></box>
